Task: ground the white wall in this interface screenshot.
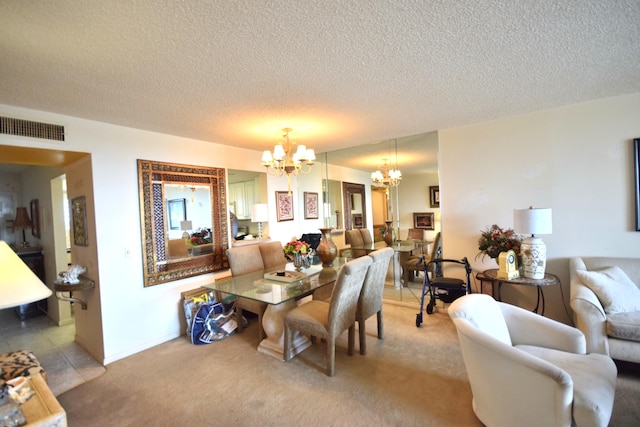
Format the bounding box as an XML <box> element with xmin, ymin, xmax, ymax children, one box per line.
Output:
<box><xmin>439</xmin><ymin>92</ymin><xmax>640</xmax><ymax>323</ymax></box>
<box><xmin>0</xmin><ymin>104</ymin><xmax>327</xmax><ymax>364</ymax></box>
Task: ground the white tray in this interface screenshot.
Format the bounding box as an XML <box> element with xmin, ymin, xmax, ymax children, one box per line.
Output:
<box><xmin>263</xmin><ymin>271</ymin><xmax>307</xmax><ymax>283</ymax></box>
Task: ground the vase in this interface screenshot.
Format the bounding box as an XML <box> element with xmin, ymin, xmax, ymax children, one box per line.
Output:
<box><xmin>317</xmin><ymin>227</ymin><xmax>338</xmax><ymax>267</ymax></box>
<box><xmin>383</xmin><ymin>221</ymin><xmax>394</xmax><ymax>247</ymax></box>
<box><xmin>293</xmin><ymin>253</ymin><xmax>305</xmax><ymax>272</ymax></box>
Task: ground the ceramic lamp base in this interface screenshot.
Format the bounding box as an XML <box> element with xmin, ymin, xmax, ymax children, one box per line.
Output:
<box><xmin>521</xmin><ymin>236</ymin><xmax>546</xmax><ymax>279</ymax></box>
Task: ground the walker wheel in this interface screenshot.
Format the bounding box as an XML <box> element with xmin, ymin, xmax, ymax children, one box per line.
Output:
<box><xmin>415</xmin><ymin>313</ymin><xmax>422</xmax><ymax>327</ymax></box>
<box><xmin>426</xmin><ymin>304</ymin><xmax>434</xmax><ymax>315</ymax></box>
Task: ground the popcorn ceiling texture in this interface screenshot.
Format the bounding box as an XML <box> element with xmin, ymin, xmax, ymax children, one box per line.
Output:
<box><xmin>0</xmin><ymin>0</ymin><xmax>638</xmax><ymax>152</ymax></box>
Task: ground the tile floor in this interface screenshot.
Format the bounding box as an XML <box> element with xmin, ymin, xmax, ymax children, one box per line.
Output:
<box><xmin>0</xmin><ymin>308</ymin><xmax>105</xmax><ymax>396</ymax></box>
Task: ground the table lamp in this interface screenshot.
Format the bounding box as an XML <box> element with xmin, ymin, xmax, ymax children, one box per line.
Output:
<box><xmin>251</xmin><ymin>204</ymin><xmax>268</xmax><ymax>238</ymax></box>
<box><xmin>0</xmin><ymin>240</ymin><xmax>52</xmax><ymax>422</ymax></box>
<box><xmin>0</xmin><ymin>240</ymin><xmax>52</xmax><ymax>310</ymax></box>
<box><xmin>180</xmin><ymin>220</ymin><xmax>192</xmax><ymax>239</ymax></box>
<box><xmin>12</xmin><ymin>207</ymin><xmax>32</xmax><ymax>247</ymax></box>
<box><xmin>514</xmin><ymin>206</ymin><xmax>553</xmax><ymax>279</ymax></box>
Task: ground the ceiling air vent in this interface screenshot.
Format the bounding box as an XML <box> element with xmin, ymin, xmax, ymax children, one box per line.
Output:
<box><xmin>0</xmin><ymin>116</ymin><xmax>65</xmax><ymax>141</ymax></box>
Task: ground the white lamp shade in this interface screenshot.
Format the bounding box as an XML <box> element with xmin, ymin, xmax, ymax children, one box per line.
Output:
<box><xmin>251</xmin><ymin>204</ymin><xmax>269</xmax><ymax>222</ymax></box>
<box><xmin>0</xmin><ymin>240</ymin><xmax>52</xmax><ymax>309</ymax></box>
<box><xmin>514</xmin><ymin>207</ymin><xmax>552</xmax><ymax>236</ymax></box>
<box><xmin>179</xmin><ymin>220</ymin><xmax>193</xmax><ymax>231</ymax></box>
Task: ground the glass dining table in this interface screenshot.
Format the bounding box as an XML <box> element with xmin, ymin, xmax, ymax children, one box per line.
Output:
<box><xmin>204</xmin><ymin>258</ymin><xmax>346</xmax><ymax>360</ymax></box>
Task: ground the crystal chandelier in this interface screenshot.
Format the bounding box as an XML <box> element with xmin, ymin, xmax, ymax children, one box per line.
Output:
<box><xmin>261</xmin><ymin>128</ymin><xmax>315</xmax><ymax>193</ymax></box>
<box><xmin>371</xmin><ymin>159</ymin><xmax>402</xmax><ymax>187</ymax></box>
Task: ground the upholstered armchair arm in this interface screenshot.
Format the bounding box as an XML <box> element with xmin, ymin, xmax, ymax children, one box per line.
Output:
<box><xmin>453</xmin><ymin>319</ymin><xmax>574</xmax><ymax>427</ymax></box>
<box><xmin>499</xmin><ymin>302</ymin><xmax>586</xmax><ymax>354</ymax></box>
<box><xmin>569</xmin><ymin>257</ymin><xmax>609</xmax><ymax>355</ymax></box>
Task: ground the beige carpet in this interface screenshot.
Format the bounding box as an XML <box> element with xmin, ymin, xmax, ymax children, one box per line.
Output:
<box><xmin>58</xmin><ymin>303</ymin><xmax>640</xmax><ymax>426</ymax></box>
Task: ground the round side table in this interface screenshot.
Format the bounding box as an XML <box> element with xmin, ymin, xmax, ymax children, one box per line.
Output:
<box><xmin>482</xmin><ymin>269</ymin><xmax>560</xmax><ymax>315</ymax></box>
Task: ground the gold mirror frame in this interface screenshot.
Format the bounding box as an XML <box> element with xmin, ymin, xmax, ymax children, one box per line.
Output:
<box><xmin>137</xmin><ymin>159</ymin><xmax>229</xmax><ymax>287</ymax></box>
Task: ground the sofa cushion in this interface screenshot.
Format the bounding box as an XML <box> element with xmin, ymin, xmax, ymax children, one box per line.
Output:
<box><xmin>575</xmin><ymin>266</ymin><xmax>640</xmax><ymax>314</ymax></box>
<box><xmin>517</xmin><ymin>345</ymin><xmax>616</xmax><ymax>427</ymax></box>
<box><xmin>606</xmin><ymin>311</ymin><xmax>640</xmax><ymax>341</ymax></box>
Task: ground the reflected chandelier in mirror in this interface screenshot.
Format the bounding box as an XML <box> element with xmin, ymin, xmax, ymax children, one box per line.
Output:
<box><xmin>137</xmin><ymin>159</ymin><xmax>229</xmax><ymax>286</ymax></box>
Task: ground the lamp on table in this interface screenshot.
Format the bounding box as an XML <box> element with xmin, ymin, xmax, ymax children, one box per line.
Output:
<box><xmin>180</xmin><ymin>220</ymin><xmax>193</xmax><ymax>240</ymax></box>
<box><xmin>514</xmin><ymin>206</ymin><xmax>553</xmax><ymax>279</ymax></box>
<box><xmin>251</xmin><ymin>204</ymin><xmax>268</xmax><ymax>239</ymax></box>
<box><xmin>12</xmin><ymin>207</ymin><xmax>32</xmax><ymax>248</ymax></box>
<box><xmin>0</xmin><ymin>240</ymin><xmax>53</xmax><ymax>422</ymax></box>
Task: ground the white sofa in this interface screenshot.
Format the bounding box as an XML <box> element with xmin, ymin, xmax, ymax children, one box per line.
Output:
<box><xmin>569</xmin><ymin>256</ymin><xmax>640</xmax><ymax>364</ymax></box>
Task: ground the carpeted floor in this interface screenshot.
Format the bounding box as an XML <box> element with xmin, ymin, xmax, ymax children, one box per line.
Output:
<box><xmin>58</xmin><ymin>303</ymin><xmax>640</xmax><ymax>426</ymax></box>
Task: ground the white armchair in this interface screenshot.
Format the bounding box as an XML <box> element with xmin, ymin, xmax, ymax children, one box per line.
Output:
<box><xmin>448</xmin><ymin>294</ymin><xmax>616</xmax><ymax>427</ymax></box>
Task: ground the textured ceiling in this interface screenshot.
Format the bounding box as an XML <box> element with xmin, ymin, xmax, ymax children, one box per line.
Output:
<box><xmin>0</xmin><ymin>0</ymin><xmax>639</xmax><ymax>156</ymax></box>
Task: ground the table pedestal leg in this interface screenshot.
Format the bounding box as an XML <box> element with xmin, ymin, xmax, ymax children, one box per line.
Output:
<box><xmin>257</xmin><ymin>300</ymin><xmax>311</xmax><ymax>361</ymax></box>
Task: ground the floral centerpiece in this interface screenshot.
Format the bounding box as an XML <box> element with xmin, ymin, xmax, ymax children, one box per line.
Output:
<box><xmin>284</xmin><ymin>239</ymin><xmax>312</xmax><ymax>271</ymax></box>
<box><xmin>187</xmin><ymin>228</ymin><xmax>212</xmax><ymax>246</ymax></box>
<box><xmin>284</xmin><ymin>239</ymin><xmax>311</xmax><ymax>257</ymax></box>
<box><xmin>477</xmin><ymin>224</ymin><xmax>522</xmax><ymax>261</ymax></box>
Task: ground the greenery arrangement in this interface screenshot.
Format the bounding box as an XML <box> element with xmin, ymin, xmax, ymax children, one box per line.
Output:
<box><xmin>477</xmin><ymin>224</ymin><xmax>522</xmax><ymax>260</ymax></box>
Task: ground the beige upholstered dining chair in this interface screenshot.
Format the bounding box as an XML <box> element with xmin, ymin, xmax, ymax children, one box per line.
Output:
<box><xmin>406</xmin><ymin>228</ymin><xmax>424</xmax><ymax>241</ymax></box>
<box><xmin>345</xmin><ymin>229</ymin><xmax>366</xmax><ymax>258</ymax></box>
<box><xmin>227</xmin><ymin>245</ymin><xmax>267</xmax><ymax>339</ymax></box>
<box><xmin>359</xmin><ymin>228</ymin><xmax>373</xmax><ymax>246</ymax></box>
<box><xmin>356</xmin><ymin>247</ymin><xmax>393</xmax><ymax>355</ymax></box>
<box><xmin>227</xmin><ymin>241</ymin><xmax>288</xmax><ymax>340</ymax></box>
<box><xmin>284</xmin><ymin>256</ymin><xmax>373</xmax><ymax>376</ymax></box>
<box><xmin>402</xmin><ymin>232</ymin><xmax>441</xmax><ymax>284</ymax></box>
<box><xmin>258</xmin><ymin>241</ymin><xmax>288</xmax><ymax>269</ymax></box>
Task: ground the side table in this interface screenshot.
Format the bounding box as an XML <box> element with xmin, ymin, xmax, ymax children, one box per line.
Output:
<box><xmin>21</xmin><ymin>373</ymin><xmax>66</xmax><ymax>427</ymax></box>
<box><xmin>482</xmin><ymin>269</ymin><xmax>560</xmax><ymax>315</ymax></box>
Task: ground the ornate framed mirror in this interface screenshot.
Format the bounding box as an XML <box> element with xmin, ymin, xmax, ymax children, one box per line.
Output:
<box><xmin>342</xmin><ymin>182</ymin><xmax>366</xmax><ymax>230</ymax></box>
<box><xmin>137</xmin><ymin>159</ymin><xmax>229</xmax><ymax>286</ymax></box>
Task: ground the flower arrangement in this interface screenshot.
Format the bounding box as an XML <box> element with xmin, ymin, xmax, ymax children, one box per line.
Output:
<box><xmin>477</xmin><ymin>224</ymin><xmax>522</xmax><ymax>260</ymax></box>
<box><xmin>284</xmin><ymin>239</ymin><xmax>311</xmax><ymax>257</ymax></box>
<box><xmin>187</xmin><ymin>228</ymin><xmax>212</xmax><ymax>246</ymax></box>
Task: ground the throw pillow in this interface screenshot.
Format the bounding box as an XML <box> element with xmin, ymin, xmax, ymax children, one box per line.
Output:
<box><xmin>576</xmin><ymin>266</ymin><xmax>640</xmax><ymax>314</ymax></box>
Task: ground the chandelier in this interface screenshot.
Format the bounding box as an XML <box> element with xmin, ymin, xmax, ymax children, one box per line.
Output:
<box><xmin>371</xmin><ymin>159</ymin><xmax>402</xmax><ymax>188</ymax></box>
<box><xmin>261</xmin><ymin>128</ymin><xmax>315</xmax><ymax>193</ymax></box>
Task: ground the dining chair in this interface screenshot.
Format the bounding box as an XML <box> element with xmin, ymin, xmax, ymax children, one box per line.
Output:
<box><xmin>406</xmin><ymin>228</ymin><xmax>424</xmax><ymax>241</ymax></box>
<box><xmin>345</xmin><ymin>229</ymin><xmax>366</xmax><ymax>258</ymax></box>
<box><xmin>356</xmin><ymin>247</ymin><xmax>394</xmax><ymax>355</ymax></box>
<box><xmin>226</xmin><ymin>245</ymin><xmax>267</xmax><ymax>339</ymax></box>
<box><xmin>402</xmin><ymin>232</ymin><xmax>441</xmax><ymax>284</ymax></box>
<box><xmin>284</xmin><ymin>255</ymin><xmax>373</xmax><ymax>376</ymax></box>
<box><xmin>258</xmin><ymin>241</ymin><xmax>287</xmax><ymax>269</ymax></box>
<box><xmin>359</xmin><ymin>228</ymin><xmax>373</xmax><ymax>246</ymax></box>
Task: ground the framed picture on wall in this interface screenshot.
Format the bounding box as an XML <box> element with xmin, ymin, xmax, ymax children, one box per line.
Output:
<box><xmin>167</xmin><ymin>198</ymin><xmax>186</xmax><ymax>230</ymax></box>
<box><xmin>352</xmin><ymin>213</ymin><xmax>363</xmax><ymax>228</ymax></box>
<box><xmin>304</xmin><ymin>192</ymin><xmax>319</xmax><ymax>219</ymax></box>
<box><xmin>276</xmin><ymin>191</ymin><xmax>294</xmax><ymax>222</ymax></box>
<box><xmin>430</xmin><ymin>186</ymin><xmax>440</xmax><ymax>208</ymax></box>
<box><xmin>413</xmin><ymin>212</ymin><xmax>435</xmax><ymax>230</ymax></box>
<box><xmin>71</xmin><ymin>196</ymin><xmax>88</xmax><ymax>246</ymax></box>
<box><xmin>30</xmin><ymin>199</ymin><xmax>40</xmax><ymax>239</ymax></box>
